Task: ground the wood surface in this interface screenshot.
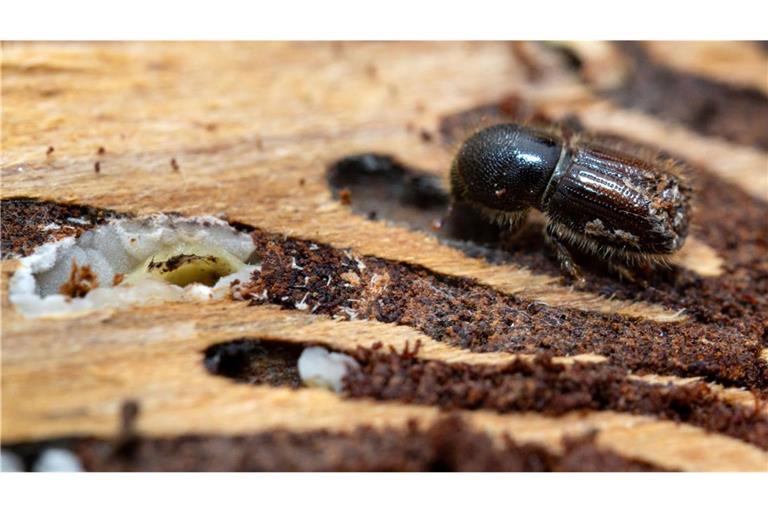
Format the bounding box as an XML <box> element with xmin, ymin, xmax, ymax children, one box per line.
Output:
<box><xmin>2</xmin><ymin>41</ymin><xmax>767</xmax><ymax>471</ymax></box>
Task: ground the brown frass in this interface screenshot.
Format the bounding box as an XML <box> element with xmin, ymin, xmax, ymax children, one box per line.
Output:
<box><xmin>343</xmin><ymin>344</ymin><xmax>768</xmax><ymax>450</ymax></box>
<box><xmin>1</xmin><ymin>198</ymin><xmax>124</xmax><ymax>259</ymax></box>
<box><xmin>59</xmin><ymin>261</ymin><xmax>99</xmax><ymax>298</ymax></box>
<box><xmin>3</xmin><ymin>417</ymin><xmax>664</xmax><ymax>472</ymax></box>
<box><xmin>239</xmin><ymin>229</ymin><xmax>768</xmax><ymax>391</ymax></box>
<box><xmin>202</xmin><ymin>338</ymin><xmax>768</xmax><ymax>450</ymax></box>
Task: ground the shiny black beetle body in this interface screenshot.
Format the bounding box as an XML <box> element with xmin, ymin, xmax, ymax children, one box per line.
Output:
<box><xmin>450</xmin><ymin>123</ymin><xmax>692</xmax><ymax>281</ymax></box>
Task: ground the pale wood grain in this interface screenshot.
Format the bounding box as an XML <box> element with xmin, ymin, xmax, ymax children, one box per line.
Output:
<box><xmin>2</xmin><ymin>42</ymin><xmax>765</xmax><ymax>471</ymax></box>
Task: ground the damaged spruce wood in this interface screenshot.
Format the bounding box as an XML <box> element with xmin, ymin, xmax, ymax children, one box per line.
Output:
<box><xmin>2</xmin><ymin>42</ymin><xmax>767</xmax><ymax>471</ymax></box>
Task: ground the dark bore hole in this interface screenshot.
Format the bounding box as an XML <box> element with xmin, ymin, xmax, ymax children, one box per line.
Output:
<box><xmin>327</xmin><ymin>154</ymin><xmax>449</xmax><ymax>231</ymax></box>
<box><xmin>203</xmin><ymin>338</ymin><xmax>303</xmax><ymax>389</ymax></box>
<box><xmin>326</xmin><ymin>153</ymin><xmax>503</xmax><ymax>247</ymax></box>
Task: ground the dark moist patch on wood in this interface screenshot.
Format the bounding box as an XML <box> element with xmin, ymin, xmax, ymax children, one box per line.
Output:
<box><xmin>2</xmin><ymin>416</ymin><xmax>664</xmax><ymax>471</ymax></box>
<box><xmin>237</xmin><ymin>228</ymin><xmax>768</xmax><ymax>391</ymax></box>
<box><xmin>1</xmin><ymin>198</ymin><xmax>125</xmax><ymax>259</ymax></box>
<box><xmin>203</xmin><ymin>338</ymin><xmax>303</xmax><ymax>388</ymax></box>
<box><xmin>603</xmin><ymin>42</ymin><xmax>768</xmax><ymax>150</ymax></box>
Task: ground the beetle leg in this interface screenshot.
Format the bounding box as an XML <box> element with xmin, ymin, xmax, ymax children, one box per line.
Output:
<box><xmin>505</xmin><ymin>209</ymin><xmax>529</xmax><ymax>235</ymax></box>
<box><xmin>607</xmin><ymin>259</ymin><xmax>649</xmax><ymax>287</ymax></box>
<box><xmin>442</xmin><ymin>201</ymin><xmax>506</xmax><ymax>244</ymax></box>
<box><xmin>544</xmin><ymin>223</ymin><xmax>585</xmax><ymax>286</ymax></box>
<box><xmin>608</xmin><ymin>260</ymin><xmax>639</xmax><ymax>283</ymax></box>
